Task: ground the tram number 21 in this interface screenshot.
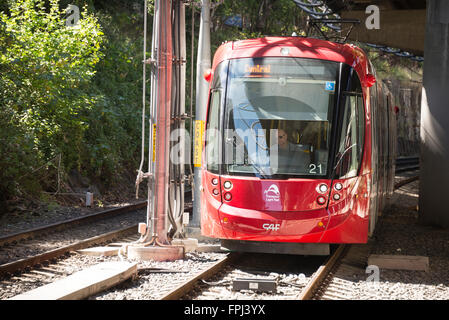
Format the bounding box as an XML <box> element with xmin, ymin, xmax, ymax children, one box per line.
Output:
<box><xmin>309</xmin><ymin>163</ymin><xmax>323</xmax><ymax>174</ymax></box>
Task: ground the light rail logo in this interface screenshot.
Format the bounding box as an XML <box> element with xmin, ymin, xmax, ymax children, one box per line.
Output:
<box><xmin>264</xmin><ymin>184</ymin><xmax>280</xmax><ymax>202</ymax></box>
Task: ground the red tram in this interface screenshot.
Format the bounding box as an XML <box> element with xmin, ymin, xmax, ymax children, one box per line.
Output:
<box><xmin>200</xmin><ymin>37</ymin><xmax>396</xmax><ymax>255</ymax></box>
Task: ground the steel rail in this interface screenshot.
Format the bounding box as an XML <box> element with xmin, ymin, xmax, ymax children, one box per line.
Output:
<box><xmin>0</xmin><ymin>225</ymin><xmax>137</xmax><ymax>277</ymax></box>
<box><xmin>297</xmin><ymin>244</ymin><xmax>347</xmax><ymax>300</ymax></box>
<box><xmin>160</xmin><ymin>253</ymin><xmax>238</xmax><ymax>300</ymax></box>
<box><xmin>159</xmin><ymin>246</ymin><xmax>347</xmax><ymax>300</ymax></box>
<box><xmin>395</xmin><ymin>166</ymin><xmax>419</xmax><ymax>174</ymax></box>
<box><xmin>395</xmin><ymin>156</ymin><xmax>419</xmax><ymax>174</ymax></box>
<box><xmin>0</xmin><ymin>201</ymin><xmax>147</xmax><ymax>247</ymax></box>
<box><xmin>394</xmin><ymin>175</ymin><xmax>419</xmax><ymax>190</ymax></box>
<box><xmin>396</xmin><ymin>156</ymin><xmax>419</xmax><ymax>166</ymax></box>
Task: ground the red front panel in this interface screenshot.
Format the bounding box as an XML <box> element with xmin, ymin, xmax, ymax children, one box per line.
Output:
<box><xmin>201</xmin><ymin>172</ymin><xmax>370</xmax><ymax>243</ymax></box>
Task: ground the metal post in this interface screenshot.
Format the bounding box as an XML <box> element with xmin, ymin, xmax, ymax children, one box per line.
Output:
<box><xmin>179</xmin><ymin>1</ymin><xmax>187</xmax><ymax>232</ymax></box>
<box><xmin>190</xmin><ymin>0</ymin><xmax>211</xmax><ymax>234</ymax></box>
<box><xmin>168</xmin><ymin>0</ymin><xmax>187</xmax><ymax>238</ymax></box>
<box><xmin>128</xmin><ymin>0</ymin><xmax>185</xmax><ymax>261</ymax></box>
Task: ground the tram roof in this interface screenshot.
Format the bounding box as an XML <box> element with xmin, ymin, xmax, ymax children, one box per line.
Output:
<box><xmin>213</xmin><ymin>36</ymin><xmax>370</xmax><ymax>79</ymax></box>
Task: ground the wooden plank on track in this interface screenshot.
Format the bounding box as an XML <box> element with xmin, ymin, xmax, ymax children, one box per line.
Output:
<box><xmin>195</xmin><ymin>244</ymin><xmax>227</xmax><ymax>253</ymax></box>
<box><xmin>368</xmin><ymin>254</ymin><xmax>429</xmax><ymax>272</ymax></box>
<box><xmin>8</xmin><ymin>262</ymin><xmax>137</xmax><ymax>300</ymax></box>
<box><xmin>77</xmin><ymin>247</ymin><xmax>119</xmax><ymax>256</ymax></box>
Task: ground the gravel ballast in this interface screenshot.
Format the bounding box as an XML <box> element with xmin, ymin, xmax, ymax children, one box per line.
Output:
<box><xmin>1</xmin><ymin>175</ymin><xmax>449</xmax><ymax>300</ymax></box>
<box><xmin>320</xmin><ymin>175</ymin><xmax>449</xmax><ymax>300</ymax></box>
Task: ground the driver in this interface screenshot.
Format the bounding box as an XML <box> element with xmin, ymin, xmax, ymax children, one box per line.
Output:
<box><xmin>274</xmin><ymin>129</ymin><xmax>311</xmax><ymax>173</ymax></box>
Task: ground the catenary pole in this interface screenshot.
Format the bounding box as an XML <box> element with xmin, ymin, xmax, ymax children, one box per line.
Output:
<box><xmin>190</xmin><ymin>0</ymin><xmax>211</xmax><ymax>234</ymax></box>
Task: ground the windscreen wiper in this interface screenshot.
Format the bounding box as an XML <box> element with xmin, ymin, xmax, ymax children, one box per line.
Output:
<box><xmin>248</xmin><ymin>161</ymin><xmax>271</xmax><ymax>179</ymax></box>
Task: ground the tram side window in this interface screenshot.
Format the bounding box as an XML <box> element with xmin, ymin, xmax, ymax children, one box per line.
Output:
<box><xmin>336</xmin><ymin>72</ymin><xmax>364</xmax><ymax>178</ymax></box>
<box><xmin>370</xmin><ymin>80</ymin><xmax>378</xmax><ymax>172</ymax></box>
<box><xmin>356</xmin><ymin>95</ymin><xmax>364</xmax><ymax>163</ymax></box>
<box><xmin>206</xmin><ymin>90</ymin><xmax>221</xmax><ymax>173</ymax></box>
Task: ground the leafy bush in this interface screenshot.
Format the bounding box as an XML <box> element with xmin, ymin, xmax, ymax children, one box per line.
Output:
<box><xmin>0</xmin><ymin>0</ymin><xmax>314</xmax><ymax>211</ymax></box>
<box><xmin>0</xmin><ymin>0</ymin><xmax>104</xmax><ymax>205</ymax></box>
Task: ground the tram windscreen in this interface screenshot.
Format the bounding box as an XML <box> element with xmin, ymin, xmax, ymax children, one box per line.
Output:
<box><xmin>223</xmin><ymin>57</ymin><xmax>338</xmax><ymax>178</ymax></box>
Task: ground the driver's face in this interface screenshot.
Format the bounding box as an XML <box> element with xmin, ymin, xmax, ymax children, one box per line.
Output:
<box><xmin>278</xmin><ymin>130</ymin><xmax>288</xmax><ymax>147</ymax></box>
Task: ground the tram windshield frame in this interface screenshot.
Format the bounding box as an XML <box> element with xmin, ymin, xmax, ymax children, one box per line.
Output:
<box><xmin>205</xmin><ymin>56</ymin><xmax>365</xmax><ymax>180</ymax></box>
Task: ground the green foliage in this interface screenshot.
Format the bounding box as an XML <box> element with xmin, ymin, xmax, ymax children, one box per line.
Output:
<box><xmin>210</xmin><ymin>0</ymin><xmax>303</xmax><ymax>47</ymax></box>
<box><xmin>0</xmin><ymin>0</ymin><xmax>104</xmax><ymax>202</ymax></box>
<box><xmin>0</xmin><ymin>0</ymin><xmax>310</xmax><ymax>209</ymax></box>
<box><xmin>361</xmin><ymin>46</ymin><xmax>423</xmax><ymax>83</ymax></box>
<box><xmin>82</xmin><ymin>4</ymin><xmax>145</xmax><ymax>180</ymax></box>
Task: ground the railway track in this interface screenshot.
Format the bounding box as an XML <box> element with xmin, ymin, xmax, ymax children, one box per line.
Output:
<box><xmin>159</xmin><ymin>245</ymin><xmax>347</xmax><ymax>300</ymax></box>
<box><xmin>0</xmin><ymin>225</ymin><xmax>139</xmax><ymax>278</ymax></box>
<box><xmin>0</xmin><ymin>165</ymin><xmax>419</xmax><ymax>300</ymax></box>
<box><xmin>0</xmin><ymin>202</ymin><xmax>147</xmax><ymax>278</ymax></box>
<box><xmin>1</xmin><ymin>241</ymin><xmax>348</xmax><ymax>300</ymax></box>
<box><xmin>311</xmin><ymin>244</ymin><xmax>371</xmax><ymax>300</ymax></box>
<box><xmin>395</xmin><ymin>156</ymin><xmax>419</xmax><ymax>173</ymax></box>
<box><xmin>156</xmin><ymin>172</ymin><xmax>421</xmax><ymax>301</ymax></box>
<box><xmin>0</xmin><ymin>232</ymin><xmax>142</xmax><ymax>300</ymax></box>
<box><xmin>0</xmin><ymin>201</ymin><xmax>146</xmax><ymax>247</ymax></box>
<box><xmin>394</xmin><ymin>156</ymin><xmax>419</xmax><ymax>189</ymax></box>
<box><xmin>394</xmin><ymin>175</ymin><xmax>419</xmax><ymax>190</ymax></box>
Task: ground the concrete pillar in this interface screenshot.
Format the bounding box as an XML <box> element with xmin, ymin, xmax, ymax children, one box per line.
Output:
<box><xmin>419</xmin><ymin>0</ymin><xmax>449</xmax><ymax>228</ymax></box>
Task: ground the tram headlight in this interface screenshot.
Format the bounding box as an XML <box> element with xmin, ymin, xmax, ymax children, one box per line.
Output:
<box><xmin>333</xmin><ymin>193</ymin><xmax>341</xmax><ymax>201</ymax></box>
<box><xmin>211</xmin><ymin>178</ymin><xmax>218</xmax><ymax>185</ymax></box>
<box><xmin>318</xmin><ymin>184</ymin><xmax>328</xmax><ymax>193</ymax></box>
<box><xmin>334</xmin><ymin>182</ymin><xmax>343</xmax><ymax>191</ymax></box>
<box><xmin>223</xmin><ymin>181</ymin><xmax>233</xmax><ymax>190</ymax></box>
